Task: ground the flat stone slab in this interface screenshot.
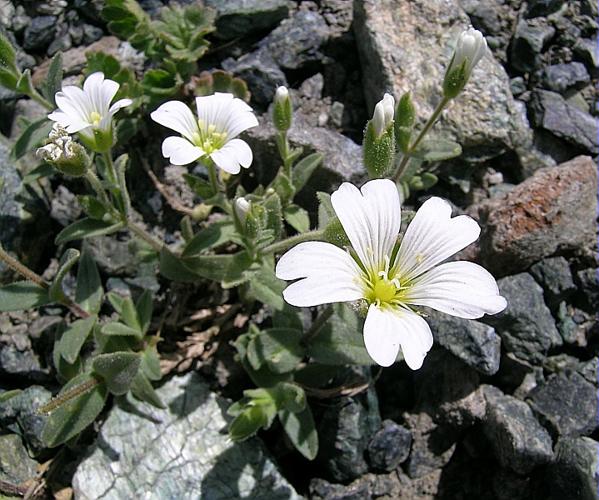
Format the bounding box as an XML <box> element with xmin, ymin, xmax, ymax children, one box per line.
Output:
<box><xmin>72</xmin><ymin>373</ymin><xmax>301</xmax><ymax>500</ymax></box>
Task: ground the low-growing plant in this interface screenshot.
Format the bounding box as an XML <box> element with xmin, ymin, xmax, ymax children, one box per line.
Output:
<box><xmin>0</xmin><ymin>17</ymin><xmax>504</xmax><ymax>462</ymax></box>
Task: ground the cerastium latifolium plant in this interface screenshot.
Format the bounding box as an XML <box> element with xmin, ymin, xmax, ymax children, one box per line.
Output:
<box><xmin>0</xmin><ymin>6</ymin><xmax>504</xmax><ymax>460</ymax></box>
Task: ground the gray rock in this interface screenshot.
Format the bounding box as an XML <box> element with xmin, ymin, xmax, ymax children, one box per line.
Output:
<box><xmin>222</xmin><ymin>50</ymin><xmax>287</xmax><ymax>108</ymax></box>
<box><xmin>50</xmin><ymin>185</ymin><xmax>82</xmax><ymax>227</ymax></box>
<box><xmin>415</xmin><ymin>350</ymin><xmax>486</xmax><ymax>430</ymax></box>
<box><xmin>0</xmin><ymin>385</ymin><xmax>51</xmax><ymax>456</ymax></box>
<box><xmin>317</xmin><ymin>392</ymin><xmax>379</xmax><ymax>482</ymax></box>
<box><xmin>0</xmin><ymin>433</ymin><xmax>39</xmax><ymax>485</ymax></box>
<box><xmin>489</xmin><ymin>273</ymin><xmax>562</xmax><ymax>364</ymax></box>
<box><xmin>528</xmin><ymin>90</ymin><xmax>598</xmax><ymax>155</ymax></box>
<box><xmin>426</xmin><ymin>310</ymin><xmax>501</xmax><ymax>375</ymax></box>
<box><xmin>367</xmin><ymin>420</ymin><xmax>412</xmax><ymax>472</ymax></box>
<box><xmin>354</xmin><ymin>0</ymin><xmax>533</xmax><ymax>162</ymax></box>
<box><xmin>0</xmin><ymin>137</ymin><xmax>22</xmax><ymax>263</ymax></box>
<box><xmin>83</xmin><ymin>235</ymin><xmax>138</xmax><ymax>276</ymax></box>
<box><xmin>82</xmin><ymin>23</ymin><xmax>104</xmax><ymax>44</ymax></box>
<box><xmin>205</xmin><ymin>0</ymin><xmax>289</xmax><ymax>40</ymax></box>
<box><xmin>403</xmin><ymin>411</ymin><xmax>456</xmax><ymax>479</ymax></box>
<box><xmin>527</xmin><ymin>372</ymin><xmax>597</xmax><ymax>438</ymax></box>
<box><xmin>472</xmin><ymin>156</ymin><xmax>598</xmax><ymax>276</ymax></box>
<box><xmin>23</xmin><ymin>16</ymin><xmax>57</xmax><ymax>51</ymax></box>
<box><xmin>574</xmin><ymin>38</ymin><xmax>598</xmax><ymax>74</ymax></box>
<box><xmin>245</xmin><ymin>114</ymin><xmax>365</xmax><ymax>196</ymax></box>
<box><xmin>556</xmin><ymin>303</ymin><xmax>591</xmax><ymax>346</ymax></box>
<box><xmin>575</xmin><ymin>268</ymin><xmax>599</xmax><ymax>311</ymax></box>
<box><xmin>510</xmin><ymin>19</ymin><xmax>555</xmax><ymax>73</ymax></box>
<box><xmin>72</xmin><ymin>373</ymin><xmax>300</xmax><ymax>499</ymax></box>
<box><xmin>525</xmin><ymin>0</ymin><xmax>562</xmax><ymax>18</ymax></box>
<box><xmin>540</xmin><ymin>62</ymin><xmax>590</xmax><ymax>94</ymax></box>
<box><xmin>510</xmin><ymin>76</ymin><xmax>527</xmax><ymax>96</ymax></box>
<box><xmin>47</xmin><ymin>31</ymin><xmax>72</xmax><ymax>56</ymax></box>
<box><xmin>310</xmin><ymin>472</ymin><xmax>400</xmax><ymax>500</ymax></box>
<box><xmin>0</xmin><ymin>329</ymin><xmax>47</xmax><ymax>381</ymax></box>
<box><xmin>529</xmin><ymin>256</ymin><xmax>576</xmax><ymax>308</ymax></box>
<box><xmin>535</xmin><ymin>437</ymin><xmax>599</xmax><ymax>500</ymax></box>
<box><xmin>482</xmin><ymin>386</ymin><xmax>553</xmax><ymax>474</ymax></box>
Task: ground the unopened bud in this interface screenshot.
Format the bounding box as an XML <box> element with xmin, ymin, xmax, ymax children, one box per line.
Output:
<box><xmin>191</xmin><ymin>203</ymin><xmax>212</xmax><ymax>221</ymax></box>
<box><xmin>371</xmin><ymin>93</ymin><xmax>395</xmax><ymax>137</ymax></box>
<box><xmin>443</xmin><ymin>28</ymin><xmax>486</xmax><ymax>99</ymax></box>
<box><xmin>363</xmin><ymin>94</ymin><xmax>396</xmax><ymax>178</ymax></box>
<box><xmin>234</xmin><ymin>197</ymin><xmax>251</xmax><ymax>223</ymax></box>
<box><xmin>272</xmin><ymin>85</ymin><xmax>292</xmax><ymax>132</ymax></box>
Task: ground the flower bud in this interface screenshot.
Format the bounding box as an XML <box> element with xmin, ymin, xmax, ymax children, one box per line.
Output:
<box><xmin>443</xmin><ymin>28</ymin><xmax>487</xmax><ymax>99</ymax></box>
<box><xmin>234</xmin><ymin>197</ymin><xmax>251</xmax><ymax>223</ymax></box>
<box><xmin>394</xmin><ymin>92</ymin><xmax>416</xmax><ymax>153</ymax></box>
<box><xmin>191</xmin><ymin>203</ymin><xmax>212</xmax><ymax>221</ymax></box>
<box><xmin>36</xmin><ymin>124</ymin><xmax>90</xmax><ymax>176</ymax></box>
<box><xmin>363</xmin><ymin>93</ymin><xmax>395</xmax><ymax>178</ymax></box>
<box><xmin>371</xmin><ymin>93</ymin><xmax>395</xmax><ymax>137</ymax></box>
<box><xmin>272</xmin><ymin>85</ymin><xmax>293</xmax><ymax>132</ymax></box>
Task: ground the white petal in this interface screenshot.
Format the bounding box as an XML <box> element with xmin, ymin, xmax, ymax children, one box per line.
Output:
<box><xmin>109</xmin><ymin>98</ymin><xmax>133</xmax><ymax>115</ymax></box>
<box><xmin>56</xmin><ymin>86</ymin><xmax>92</xmax><ymax>123</ymax></box>
<box><xmin>211</xmin><ymin>138</ymin><xmax>254</xmax><ymax>174</ymax></box>
<box><xmin>196</xmin><ymin>93</ymin><xmax>258</xmax><ymax>139</ymax></box>
<box><xmin>150</xmin><ymin>101</ymin><xmax>200</xmax><ymax>143</ymax></box>
<box><xmin>276</xmin><ymin>241</ymin><xmax>363</xmax><ymax>307</ymax></box>
<box><xmin>406</xmin><ymin>261</ymin><xmax>508</xmax><ymax>319</ymax></box>
<box><xmin>330</xmin><ymin>179</ymin><xmax>401</xmax><ymax>272</ymax></box>
<box><xmin>395</xmin><ymin>197</ymin><xmax>480</xmax><ymax>280</ymax></box>
<box><xmin>161</xmin><ymin>136</ymin><xmax>204</xmax><ymax>165</ymax></box>
<box><xmin>48</xmin><ymin>110</ymin><xmax>90</xmax><ymax>133</ymax></box>
<box><xmin>228</xmin><ymin>138</ymin><xmax>253</xmax><ymax>168</ymax></box>
<box><xmin>364</xmin><ymin>305</ymin><xmax>433</xmax><ymax>369</ymax></box>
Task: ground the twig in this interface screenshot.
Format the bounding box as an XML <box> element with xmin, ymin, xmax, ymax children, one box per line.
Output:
<box><xmin>141</xmin><ymin>158</ymin><xmax>194</xmax><ymax>216</ymax></box>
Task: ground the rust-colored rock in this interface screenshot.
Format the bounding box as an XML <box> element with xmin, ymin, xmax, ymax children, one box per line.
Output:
<box><xmin>471</xmin><ymin>155</ymin><xmax>597</xmax><ymax>276</ymax></box>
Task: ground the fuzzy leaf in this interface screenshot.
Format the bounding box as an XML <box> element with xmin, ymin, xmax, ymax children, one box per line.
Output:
<box><xmin>130</xmin><ymin>372</ymin><xmax>165</xmax><ymax>408</ymax></box>
<box><xmin>58</xmin><ymin>316</ymin><xmax>97</xmax><ymax>364</ymax></box>
<box><xmin>182</xmin><ymin>221</ymin><xmax>236</xmax><ymax>257</ymax></box>
<box><xmin>92</xmin><ymin>352</ymin><xmax>141</xmax><ymax>395</ymax></box>
<box><xmin>75</xmin><ymin>251</ymin><xmax>103</xmax><ymax>315</ymax></box>
<box><xmin>283</xmin><ymin>204</ymin><xmax>310</xmax><ymax>233</ymax></box>
<box><xmin>55</xmin><ymin>218</ymin><xmax>124</xmax><ymax>245</ymax></box>
<box><xmin>0</xmin><ymin>281</ymin><xmax>50</xmax><ymax>311</ymax></box>
<box><xmin>292</xmin><ymin>153</ymin><xmax>322</xmax><ymax>192</ymax></box>
<box><xmin>49</xmin><ymin>248</ymin><xmax>80</xmax><ymax>302</ymax></box>
<box><xmin>42</xmin><ymin>52</ymin><xmax>63</xmax><ymax>106</ymax></box>
<box><xmin>279</xmin><ymin>405</ymin><xmax>318</xmax><ymax>460</ymax></box>
<box><xmin>12</xmin><ymin>118</ymin><xmax>53</xmax><ymax>160</ymax></box>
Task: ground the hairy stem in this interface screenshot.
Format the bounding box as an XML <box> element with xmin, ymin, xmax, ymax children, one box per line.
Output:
<box><xmin>301</xmin><ymin>304</ymin><xmax>334</xmax><ymax>346</ymax></box>
<box><xmin>102</xmin><ymin>151</ymin><xmax>117</xmax><ymax>184</ymax></box>
<box><xmin>84</xmin><ymin>169</ymin><xmax>111</xmax><ymax>208</ymax></box>
<box><xmin>38</xmin><ymin>377</ymin><xmax>100</xmax><ymax>414</ymax></box>
<box><xmin>0</xmin><ymin>244</ymin><xmax>47</xmax><ymax>288</ymax></box>
<box><xmin>29</xmin><ymin>88</ymin><xmax>54</xmax><ymax>111</ymax></box>
<box><xmin>261</xmin><ymin>229</ymin><xmax>325</xmax><ymax>255</ymax></box>
<box><xmin>393</xmin><ymin>96</ymin><xmax>450</xmax><ymax>183</ymax></box>
<box><xmin>127</xmin><ymin>221</ymin><xmax>164</xmax><ymax>252</ymax></box>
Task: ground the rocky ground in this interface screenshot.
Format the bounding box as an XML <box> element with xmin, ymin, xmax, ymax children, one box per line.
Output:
<box><xmin>0</xmin><ymin>0</ymin><xmax>597</xmax><ymax>499</ymax></box>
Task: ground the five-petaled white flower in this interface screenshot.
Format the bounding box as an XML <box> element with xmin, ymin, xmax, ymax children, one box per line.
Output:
<box><xmin>150</xmin><ymin>93</ymin><xmax>259</xmax><ymax>174</ymax></box>
<box><xmin>48</xmin><ymin>72</ymin><xmax>132</xmax><ymax>146</ymax></box>
<box><xmin>275</xmin><ymin>179</ymin><xmax>507</xmax><ymax>370</ymax></box>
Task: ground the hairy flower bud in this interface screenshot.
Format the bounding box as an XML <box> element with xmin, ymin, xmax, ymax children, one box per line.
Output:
<box><xmin>272</xmin><ymin>86</ymin><xmax>293</xmax><ymax>132</ymax></box>
<box><xmin>234</xmin><ymin>197</ymin><xmax>251</xmax><ymax>223</ymax></box>
<box><xmin>36</xmin><ymin>124</ymin><xmax>90</xmax><ymax>176</ymax></box>
<box><xmin>363</xmin><ymin>93</ymin><xmax>396</xmax><ymax>178</ymax></box>
<box><xmin>443</xmin><ymin>28</ymin><xmax>487</xmax><ymax>99</ymax></box>
<box><xmin>371</xmin><ymin>93</ymin><xmax>395</xmax><ymax>137</ymax></box>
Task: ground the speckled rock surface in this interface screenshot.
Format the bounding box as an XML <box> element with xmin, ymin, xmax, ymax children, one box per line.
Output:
<box><xmin>353</xmin><ymin>0</ymin><xmax>533</xmax><ymax>161</ymax></box>
<box><xmin>472</xmin><ymin>155</ymin><xmax>598</xmax><ymax>276</ymax></box>
<box><xmin>72</xmin><ymin>373</ymin><xmax>301</xmax><ymax>500</ymax></box>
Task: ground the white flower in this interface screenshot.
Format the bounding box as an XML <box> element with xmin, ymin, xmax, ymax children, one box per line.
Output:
<box><xmin>371</xmin><ymin>93</ymin><xmax>395</xmax><ymax>137</ymax></box>
<box><xmin>449</xmin><ymin>28</ymin><xmax>487</xmax><ymax>79</ymax></box>
<box><xmin>150</xmin><ymin>93</ymin><xmax>259</xmax><ymax>174</ymax></box>
<box><xmin>275</xmin><ymin>179</ymin><xmax>507</xmax><ymax>370</ymax></box>
<box><xmin>274</xmin><ymin>86</ymin><xmax>289</xmax><ymax>103</ymax></box>
<box><xmin>47</xmin><ymin>72</ymin><xmax>132</xmax><ymax>142</ymax></box>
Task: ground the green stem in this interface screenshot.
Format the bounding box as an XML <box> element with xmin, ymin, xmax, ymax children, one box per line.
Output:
<box><xmin>301</xmin><ymin>304</ymin><xmax>334</xmax><ymax>346</ymax></box>
<box><xmin>206</xmin><ymin>159</ymin><xmax>220</xmax><ymax>196</ymax></box>
<box><xmin>261</xmin><ymin>229</ymin><xmax>325</xmax><ymax>255</ymax></box>
<box><xmin>0</xmin><ymin>244</ymin><xmax>48</xmax><ymax>288</ymax></box>
<box><xmin>116</xmin><ymin>157</ymin><xmax>131</xmax><ymax>216</ymax></box>
<box><xmin>127</xmin><ymin>221</ymin><xmax>164</xmax><ymax>253</ymax></box>
<box><xmin>393</xmin><ymin>96</ymin><xmax>450</xmax><ymax>182</ymax></box>
<box><xmin>84</xmin><ymin>170</ymin><xmax>111</xmax><ymax>208</ymax></box>
<box><xmin>29</xmin><ymin>88</ymin><xmax>54</xmax><ymax>111</ymax></box>
<box><xmin>102</xmin><ymin>151</ymin><xmax>117</xmax><ymax>184</ymax></box>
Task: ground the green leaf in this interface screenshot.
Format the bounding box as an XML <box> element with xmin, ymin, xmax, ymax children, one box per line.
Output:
<box><xmin>183</xmin><ymin>251</ymin><xmax>257</xmax><ymax>288</ymax></box>
<box><xmin>283</xmin><ymin>205</ymin><xmax>310</xmax><ymax>233</ymax></box>
<box><xmin>135</xmin><ymin>290</ymin><xmax>153</xmax><ymax>334</ymax></box>
<box><xmin>0</xmin><ymin>389</ymin><xmax>22</xmax><ymax>403</ymax></box>
<box><xmin>22</xmin><ymin>163</ymin><xmax>55</xmax><ymax>184</ymax></box>
<box><xmin>140</xmin><ymin>345</ymin><xmax>161</xmax><ymax>381</ymax></box>
<box><xmin>183</xmin><ymin>173</ymin><xmax>213</xmax><ymax>198</ymax></box>
<box><xmin>316</xmin><ymin>191</ymin><xmax>335</xmax><ymax>229</ymax></box>
<box><xmin>101</xmin><ymin>322</ymin><xmax>144</xmax><ymax>339</ymax></box>
<box><xmin>102</xmin><ymin>0</ymin><xmax>154</xmax><ymax>53</ymax></box>
<box><xmin>92</xmin><ymin>352</ymin><xmax>141</xmax><ymax>395</ymax></box>
<box><xmin>308</xmin><ymin>304</ymin><xmax>374</xmax><ymax>365</ymax></box>
<box><xmin>0</xmin><ymin>32</ymin><xmax>18</xmax><ymax>74</ymax></box>
<box><xmin>55</xmin><ymin>218</ymin><xmax>124</xmax><ymax>245</ymax></box>
<box><xmin>15</xmin><ymin>69</ymin><xmax>35</xmax><ymax>95</ymax></box>
<box><xmin>411</xmin><ymin>138</ymin><xmax>462</xmax><ymax>162</ymax></box>
<box><xmin>247</xmin><ymin>264</ymin><xmax>285</xmax><ymax>311</ymax></box>
<box><xmin>253</xmin><ymin>328</ymin><xmax>305</xmax><ymax>374</ymax></box>
<box><xmin>292</xmin><ymin>153</ymin><xmax>322</xmax><ymax>193</ymax></box>
<box><xmin>273</xmin><ymin>305</ymin><xmax>304</xmax><ymax>331</ymax></box>
<box><xmin>49</xmin><ymin>248</ymin><xmax>80</xmax><ymax>302</ymax></box>
<box><xmin>182</xmin><ymin>221</ymin><xmax>236</xmax><ymax>257</ymax></box>
<box><xmin>271</xmin><ymin>382</ymin><xmax>306</xmax><ymax>413</ymax></box>
<box><xmin>58</xmin><ymin>316</ymin><xmax>97</xmax><ymax>364</ymax></box>
<box><xmin>229</xmin><ymin>405</ymin><xmax>269</xmax><ymax>441</ymax></box>
<box><xmin>130</xmin><ymin>372</ymin><xmax>165</xmax><ymax>408</ymax></box>
<box><xmin>279</xmin><ymin>405</ymin><xmax>318</xmax><ymax>460</ymax></box>
<box><xmin>0</xmin><ymin>281</ymin><xmax>50</xmax><ymax>311</ymax></box>
<box><xmin>42</xmin><ymin>52</ymin><xmax>63</xmax><ymax>106</ymax></box>
<box><xmin>159</xmin><ymin>248</ymin><xmax>200</xmax><ymax>283</ymax></box>
<box><xmin>11</xmin><ymin>118</ymin><xmax>53</xmax><ymax>160</ymax></box>
<box><xmin>75</xmin><ymin>251</ymin><xmax>103</xmax><ymax>315</ymax></box>
<box><xmin>142</xmin><ymin>68</ymin><xmax>180</xmax><ymax>106</ymax></box>
<box><xmin>121</xmin><ymin>296</ymin><xmax>141</xmax><ymax>331</ymax></box>
<box><xmin>41</xmin><ymin>373</ymin><xmax>108</xmax><ymax>448</ymax></box>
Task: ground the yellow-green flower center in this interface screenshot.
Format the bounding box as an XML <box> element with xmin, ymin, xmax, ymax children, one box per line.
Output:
<box><xmin>192</xmin><ymin>120</ymin><xmax>228</xmax><ymax>154</ymax></box>
<box><xmin>90</xmin><ymin>111</ymin><xmax>102</xmax><ymax>127</ymax></box>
